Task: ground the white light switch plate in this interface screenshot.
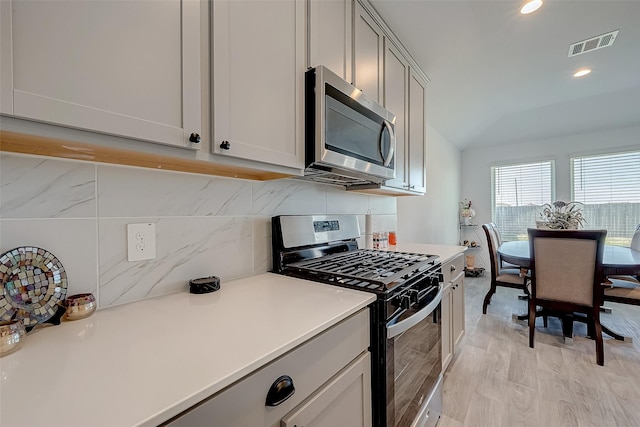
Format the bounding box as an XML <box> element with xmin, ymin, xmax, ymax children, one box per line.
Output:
<box><xmin>127</xmin><ymin>223</ymin><xmax>156</xmax><ymax>262</ymax></box>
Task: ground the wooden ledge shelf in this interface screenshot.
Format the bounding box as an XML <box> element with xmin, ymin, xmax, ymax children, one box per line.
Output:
<box><xmin>0</xmin><ymin>130</ymin><xmax>293</xmax><ymax>181</ymax></box>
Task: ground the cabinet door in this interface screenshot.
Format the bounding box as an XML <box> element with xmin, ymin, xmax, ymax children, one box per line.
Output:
<box><xmin>452</xmin><ymin>273</ymin><xmax>466</xmax><ymax>348</ymax></box>
<box><xmin>407</xmin><ymin>68</ymin><xmax>427</xmax><ymax>193</ymax></box>
<box><xmin>281</xmin><ymin>352</ymin><xmax>372</xmax><ymax>427</ymax></box>
<box><xmin>166</xmin><ymin>309</ymin><xmax>370</xmax><ymax>427</ymax></box>
<box><xmin>441</xmin><ymin>284</ymin><xmax>453</xmax><ymax>371</ymax></box>
<box><xmin>1</xmin><ymin>0</ymin><xmax>201</xmax><ymax>149</ymax></box>
<box><xmin>382</xmin><ymin>39</ymin><xmax>409</xmax><ymax>190</ymax></box>
<box><xmin>212</xmin><ymin>0</ymin><xmax>305</xmax><ymax>170</ymax></box>
<box><xmin>353</xmin><ymin>0</ymin><xmax>383</xmax><ymax>103</ymax></box>
<box><xmin>308</xmin><ymin>0</ymin><xmax>352</xmax><ymax>81</ymax></box>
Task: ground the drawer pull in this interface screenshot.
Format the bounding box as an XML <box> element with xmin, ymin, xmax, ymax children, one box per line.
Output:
<box><xmin>265</xmin><ymin>375</ymin><xmax>295</xmax><ymax>406</ymax></box>
<box><xmin>450</xmin><ymin>265</ymin><xmax>456</xmax><ymax>272</ymax></box>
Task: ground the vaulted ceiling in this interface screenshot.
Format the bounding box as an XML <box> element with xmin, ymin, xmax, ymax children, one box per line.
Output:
<box><xmin>369</xmin><ymin>0</ymin><xmax>640</xmax><ymax>149</ymax></box>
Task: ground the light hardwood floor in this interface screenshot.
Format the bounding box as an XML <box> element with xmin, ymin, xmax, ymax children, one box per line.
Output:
<box><xmin>439</xmin><ymin>275</ymin><xmax>640</xmax><ymax>427</ymax></box>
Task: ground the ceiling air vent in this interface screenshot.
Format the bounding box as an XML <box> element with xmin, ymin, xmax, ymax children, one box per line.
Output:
<box><xmin>568</xmin><ymin>30</ymin><xmax>619</xmax><ymax>57</ymax></box>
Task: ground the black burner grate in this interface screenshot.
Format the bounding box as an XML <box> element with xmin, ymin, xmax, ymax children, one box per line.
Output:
<box><xmin>287</xmin><ymin>249</ymin><xmax>438</xmax><ymax>292</ymax></box>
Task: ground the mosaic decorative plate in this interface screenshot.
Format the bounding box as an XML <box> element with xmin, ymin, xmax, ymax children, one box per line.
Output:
<box><xmin>0</xmin><ymin>247</ymin><xmax>68</xmax><ymax>327</ymax></box>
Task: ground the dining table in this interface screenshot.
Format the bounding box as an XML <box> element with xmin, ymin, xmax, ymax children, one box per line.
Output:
<box><xmin>498</xmin><ymin>240</ymin><xmax>640</xmax><ymax>341</ymax></box>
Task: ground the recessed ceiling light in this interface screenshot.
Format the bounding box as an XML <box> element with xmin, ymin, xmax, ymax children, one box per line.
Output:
<box><xmin>573</xmin><ymin>69</ymin><xmax>592</xmax><ymax>78</ymax></box>
<box><xmin>520</xmin><ymin>0</ymin><xmax>543</xmax><ymax>15</ymax></box>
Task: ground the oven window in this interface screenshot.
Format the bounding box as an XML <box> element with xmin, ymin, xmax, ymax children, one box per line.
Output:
<box><xmin>388</xmin><ymin>306</ymin><xmax>442</xmax><ymax>427</ymax></box>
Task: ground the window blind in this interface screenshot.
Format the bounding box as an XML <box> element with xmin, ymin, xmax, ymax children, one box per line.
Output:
<box><xmin>572</xmin><ymin>150</ymin><xmax>640</xmax><ymax>246</ymax></box>
<box><xmin>491</xmin><ymin>161</ymin><xmax>554</xmax><ymax>241</ymax></box>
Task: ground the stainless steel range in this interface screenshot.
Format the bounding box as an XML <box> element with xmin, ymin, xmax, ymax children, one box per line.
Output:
<box><xmin>272</xmin><ymin>215</ymin><xmax>443</xmax><ymax>427</ymax></box>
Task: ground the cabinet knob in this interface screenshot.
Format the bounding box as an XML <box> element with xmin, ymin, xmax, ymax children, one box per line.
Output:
<box><xmin>451</xmin><ymin>265</ymin><xmax>456</xmax><ymax>272</ymax></box>
<box><xmin>220</xmin><ymin>140</ymin><xmax>231</xmax><ymax>150</ymax></box>
<box><xmin>265</xmin><ymin>375</ymin><xmax>295</xmax><ymax>406</ymax></box>
<box><xmin>188</xmin><ymin>133</ymin><xmax>201</xmax><ymax>143</ymax></box>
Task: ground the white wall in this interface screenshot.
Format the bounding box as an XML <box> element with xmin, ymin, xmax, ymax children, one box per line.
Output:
<box><xmin>461</xmin><ymin>124</ymin><xmax>640</xmax><ymax>227</ymax></box>
<box><xmin>397</xmin><ymin>124</ymin><xmax>462</xmax><ymax>245</ymax></box>
<box><xmin>460</xmin><ymin>124</ymin><xmax>640</xmax><ymax>270</ymax></box>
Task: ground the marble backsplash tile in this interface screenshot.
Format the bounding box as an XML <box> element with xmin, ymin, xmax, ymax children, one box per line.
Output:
<box><xmin>98</xmin><ymin>216</ymin><xmax>253</xmax><ymax>306</ymax></box>
<box><xmin>0</xmin><ymin>154</ymin><xmax>96</xmax><ymax>218</ymax></box>
<box><xmin>0</xmin><ymin>153</ymin><xmax>396</xmax><ymax>309</ymax></box>
<box><xmin>97</xmin><ymin>165</ymin><xmax>252</xmax><ymax>217</ymax></box>
<box><xmin>252</xmin><ymin>179</ymin><xmax>327</xmax><ymax>215</ymax></box>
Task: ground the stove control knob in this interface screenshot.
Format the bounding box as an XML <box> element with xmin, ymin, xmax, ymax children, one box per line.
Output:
<box><xmin>401</xmin><ymin>295</ymin><xmax>411</xmax><ymax>310</ymax></box>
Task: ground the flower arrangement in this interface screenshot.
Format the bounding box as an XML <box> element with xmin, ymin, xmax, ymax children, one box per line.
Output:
<box><xmin>538</xmin><ymin>200</ymin><xmax>586</xmax><ymax>229</ymax></box>
<box><xmin>460</xmin><ymin>199</ymin><xmax>475</xmax><ymax>218</ymax></box>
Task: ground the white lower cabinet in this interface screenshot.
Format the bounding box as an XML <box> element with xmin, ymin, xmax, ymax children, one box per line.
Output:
<box><xmin>441</xmin><ymin>253</ymin><xmax>465</xmax><ymax>372</ymax></box>
<box><xmin>281</xmin><ymin>352</ymin><xmax>371</xmax><ymax>427</ymax></box>
<box><xmin>441</xmin><ymin>282</ymin><xmax>453</xmax><ymax>371</ymax></box>
<box><xmin>165</xmin><ymin>309</ymin><xmax>371</xmax><ymax>427</ymax></box>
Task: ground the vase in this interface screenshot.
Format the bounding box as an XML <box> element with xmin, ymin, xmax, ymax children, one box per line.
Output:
<box><xmin>465</xmin><ymin>255</ymin><xmax>475</xmax><ymax>269</ymax></box>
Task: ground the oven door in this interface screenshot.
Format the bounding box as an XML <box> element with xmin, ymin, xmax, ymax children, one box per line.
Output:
<box><xmin>386</xmin><ymin>286</ymin><xmax>443</xmax><ymax>427</ymax></box>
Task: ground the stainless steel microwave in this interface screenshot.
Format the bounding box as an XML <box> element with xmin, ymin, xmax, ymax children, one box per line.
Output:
<box><xmin>302</xmin><ymin>66</ymin><xmax>396</xmax><ymax>186</ymax></box>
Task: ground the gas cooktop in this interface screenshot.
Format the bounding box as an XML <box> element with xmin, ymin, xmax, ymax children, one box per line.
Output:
<box><xmin>272</xmin><ymin>215</ymin><xmax>441</xmax><ymax>294</ymax></box>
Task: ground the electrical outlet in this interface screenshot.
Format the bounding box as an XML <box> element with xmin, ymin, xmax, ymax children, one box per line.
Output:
<box><xmin>127</xmin><ymin>223</ymin><xmax>156</xmax><ymax>262</ymax></box>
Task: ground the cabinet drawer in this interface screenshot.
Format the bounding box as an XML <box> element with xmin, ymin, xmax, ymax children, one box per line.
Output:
<box><xmin>442</xmin><ymin>254</ymin><xmax>464</xmax><ymax>284</ymax></box>
<box><xmin>165</xmin><ymin>308</ymin><xmax>370</xmax><ymax>427</ymax></box>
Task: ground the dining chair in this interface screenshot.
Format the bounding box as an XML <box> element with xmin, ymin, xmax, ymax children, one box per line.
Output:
<box><xmin>481</xmin><ymin>223</ymin><xmax>530</xmax><ymax>314</ymax></box>
<box><xmin>527</xmin><ymin>228</ymin><xmax>607</xmax><ymax>366</ymax></box>
<box><xmin>485</xmin><ymin>223</ymin><xmax>518</xmax><ymax>269</ymax></box>
<box><xmin>603</xmin><ymin>225</ymin><xmax>640</xmax><ymax>306</ymax></box>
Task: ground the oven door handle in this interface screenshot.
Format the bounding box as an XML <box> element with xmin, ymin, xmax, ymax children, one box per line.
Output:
<box><xmin>387</xmin><ymin>284</ymin><xmax>443</xmax><ymax>339</ymax></box>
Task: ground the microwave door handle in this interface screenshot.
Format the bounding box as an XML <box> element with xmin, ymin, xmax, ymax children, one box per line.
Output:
<box><xmin>381</xmin><ymin>120</ymin><xmax>396</xmax><ymax>167</ymax></box>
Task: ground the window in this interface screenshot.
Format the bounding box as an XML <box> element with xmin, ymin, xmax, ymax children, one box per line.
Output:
<box><xmin>492</xmin><ymin>161</ymin><xmax>554</xmax><ymax>241</ymax></box>
<box><xmin>572</xmin><ymin>150</ymin><xmax>640</xmax><ymax>246</ymax></box>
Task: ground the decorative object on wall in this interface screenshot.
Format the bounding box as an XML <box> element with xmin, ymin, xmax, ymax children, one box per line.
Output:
<box><xmin>537</xmin><ymin>200</ymin><xmax>586</xmax><ymax>229</ymax></box>
<box><xmin>459</xmin><ymin>199</ymin><xmax>476</xmax><ymax>225</ymax></box>
<box><xmin>0</xmin><ymin>246</ymin><xmax>68</xmax><ymax>328</ymax></box>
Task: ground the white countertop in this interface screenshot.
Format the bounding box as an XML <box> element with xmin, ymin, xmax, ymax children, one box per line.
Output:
<box><xmin>0</xmin><ymin>273</ymin><xmax>375</xmax><ymax>427</ymax></box>
<box><xmin>385</xmin><ymin>243</ymin><xmax>467</xmax><ymax>263</ymax></box>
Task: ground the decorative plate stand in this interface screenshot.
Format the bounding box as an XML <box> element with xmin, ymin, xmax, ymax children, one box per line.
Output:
<box><xmin>0</xmin><ymin>247</ymin><xmax>68</xmax><ymax>329</ymax></box>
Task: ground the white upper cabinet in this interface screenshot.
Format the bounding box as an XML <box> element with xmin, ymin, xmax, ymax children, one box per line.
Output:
<box><xmin>376</xmin><ymin>58</ymin><xmax>427</xmax><ymax>195</ymax></box>
<box><xmin>0</xmin><ymin>0</ymin><xmax>202</xmax><ymax>149</ymax></box>
<box><xmin>350</xmin><ymin>0</ymin><xmax>429</xmax><ymax>196</ymax></box>
<box><xmin>212</xmin><ymin>0</ymin><xmax>305</xmax><ymax>171</ymax></box>
<box><xmin>308</xmin><ymin>0</ymin><xmax>352</xmax><ymax>82</ymax></box>
<box><xmin>382</xmin><ymin>39</ymin><xmax>409</xmax><ymax>190</ymax></box>
<box><xmin>408</xmin><ymin>68</ymin><xmax>427</xmax><ymax>194</ymax></box>
<box><xmin>353</xmin><ymin>0</ymin><xmax>383</xmax><ymax>103</ymax></box>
